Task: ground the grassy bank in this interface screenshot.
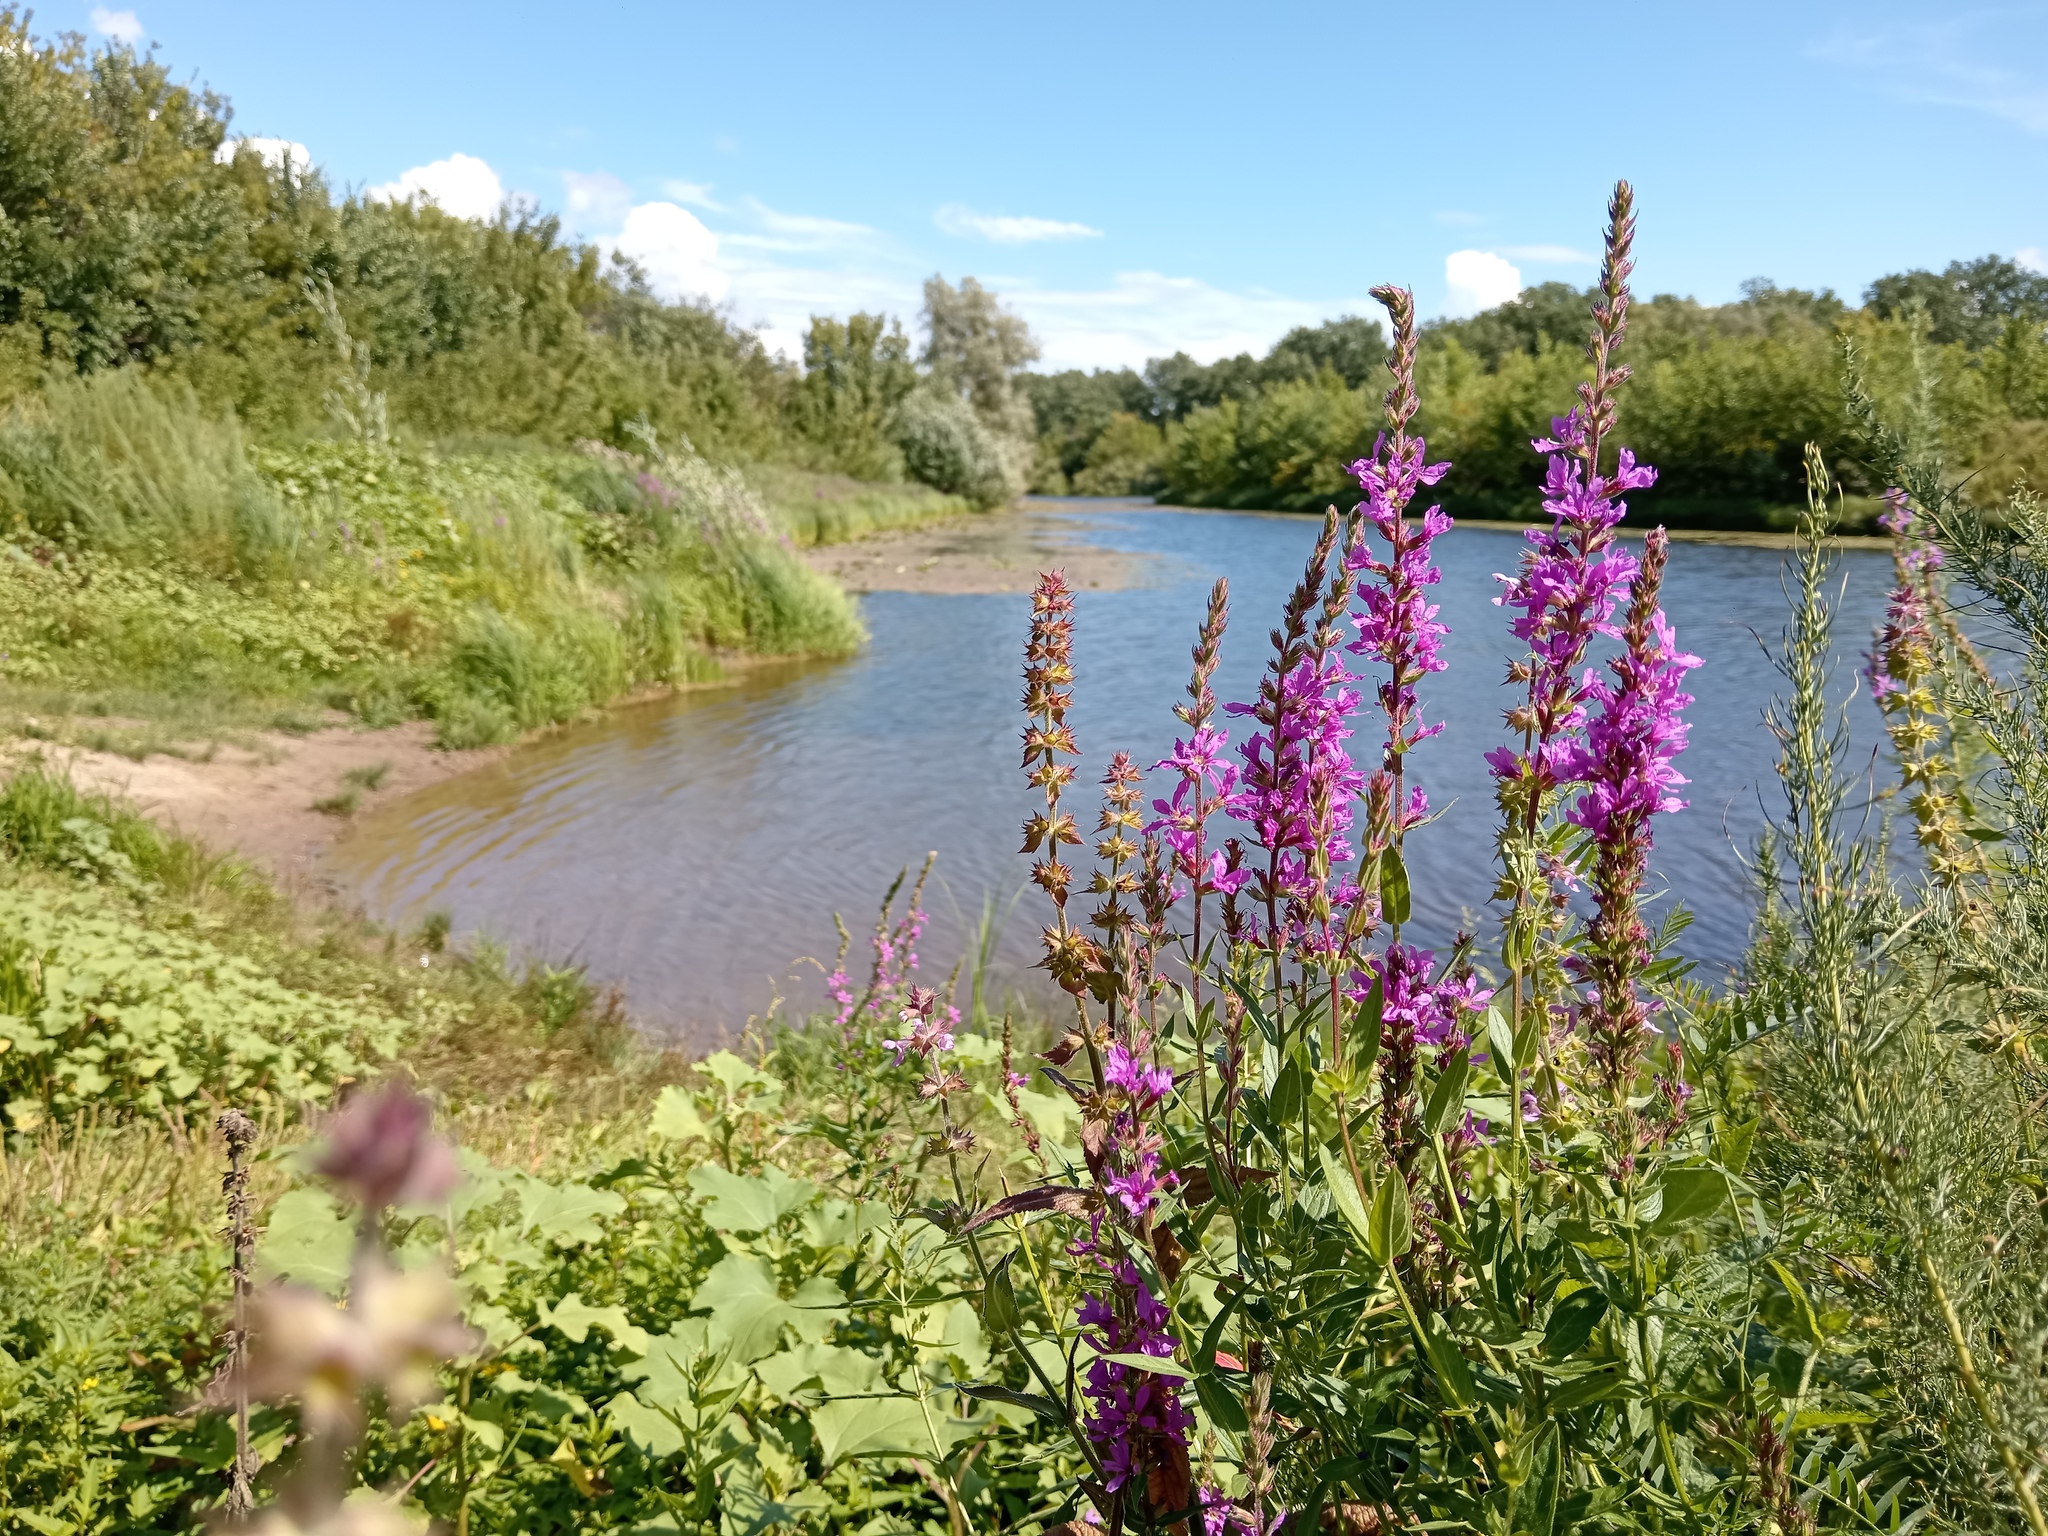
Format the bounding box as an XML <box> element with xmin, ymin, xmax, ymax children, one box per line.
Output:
<box><xmin>0</xmin><ymin>375</ymin><xmax>989</xmax><ymax>754</ymax></box>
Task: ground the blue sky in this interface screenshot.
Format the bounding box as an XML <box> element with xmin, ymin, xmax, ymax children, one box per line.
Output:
<box><xmin>68</xmin><ymin>0</ymin><xmax>2048</xmax><ymax>369</ymax></box>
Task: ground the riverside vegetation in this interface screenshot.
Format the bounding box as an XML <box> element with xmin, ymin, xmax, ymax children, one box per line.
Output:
<box><xmin>3</xmin><ymin>181</ymin><xmax>2048</xmax><ymax>1536</ymax></box>
<box><xmin>1024</xmin><ymin>261</ymin><xmax>2048</xmax><ymax>532</ymax></box>
<box><xmin>0</xmin><ymin>8</ymin><xmax>1057</xmax><ymax>750</ymax></box>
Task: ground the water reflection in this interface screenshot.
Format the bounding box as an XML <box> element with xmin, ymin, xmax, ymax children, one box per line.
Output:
<box><xmin>331</xmin><ymin>506</ymin><xmax>1894</xmax><ymax>1042</ymax></box>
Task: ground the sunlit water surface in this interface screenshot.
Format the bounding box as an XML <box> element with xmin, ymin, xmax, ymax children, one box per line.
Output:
<box><xmin>330</xmin><ymin>505</ymin><xmax>1894</xmax><ymax>1042</ymax></box>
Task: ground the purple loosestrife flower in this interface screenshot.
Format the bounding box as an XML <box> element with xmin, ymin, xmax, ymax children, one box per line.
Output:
<box><xmin>1078</xmin><ymin>1261</ymin><xmax>1194</xmax><ymax>1496</ymax></box>
<box><xmin>1488</xmin><ymin>185</ymin><xmax>1650</xmax><ymax>815</ymax></box>
<box><xmin>1345</xmin><ymin>285</ymin><xmax>1452</xmax><ymax>875</ymax></box>
<box><xmin>1561</xmin><ymin>529</ymin><xmax>1700</xmax><ymax>1094</ymax></box>
<box><xmin>1150</xmin><ymin>578</ymin><xmax>1245</xmax><ymax>904</ymax></box>
<box><xmin>1224</xmin><ymin>513</ymin><xmax>1364</xmax><ymax>946</ymax></box>
<box><xmin>1355</xmin><ymin>943</ymin><xmax>1492</xmax><ymax>1168</ymax></box>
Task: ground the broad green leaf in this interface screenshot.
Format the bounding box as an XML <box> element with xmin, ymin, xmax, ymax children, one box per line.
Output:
<box><xmin>789</xmin><ymin>1275</ymin><xmax>847</xmax><ymax>1345</ymax></box>
<box><xmin>256</xmin><ymin>1188</ymin><xmax>353</xmax><ymax>1292</ymax></box>
<box><xmin>687</xmin><ymin>1164</ymin><xmax>815</xmax><ymax>1233</ymax></box>
<box><xmin>1647</xmin><ymin>1165</ymin><xmax>1730</xmax><ymax>1233</ymax></box>
<box><xmin>755</xmin><ymin>1343</ymin><xmax>884</xmax><ymax>1406</ymax></box>
<box><xmin>699</xmin><ymin>1050</ymin><xmax>780</xmax><ymax>1103</ymax></box>
<box><xmin>516</xmin><ymin>1177</ymin><xmax>627</xmax><ymax>1247</ymax></box>
<box><xmin>541</xmin><ymin>1292</ymin><xmax>650</xmax><ymax>1356</ymax></box>
<box><xmin>648</xmin><ymin>1085</ymin><xmax>708</xmax><ymax>1143</ymax></box>
<box><xmin>1485</xmin><ymin>1006</ymin><xmax>1515</xmax><ymax>1078</ymax></box>
<box><xmin>1419</xmin><ymin>1313</ymin><xmax>1474</xmax><ymax>1410</ymax></box>
<box><xmin>1354</xmin><ymin>975</ymin><xmax>1384</xmax><ymax>1079</ymax></box>
<box><xmin>1098</xmin><ymin>1351</ymin><xmax>1192</xmax><ymax>1378</ymax></box>
<box><xmin>1367</xmin><ymin>1170</ymin><xmax>1412</xmax><ymax>1265</ymax></box>
<box><xmin>1194</xmin><ymin>1371</ymin><xmax>1249</xmax><ymax>1434</ymax></box>
<box><xmin>606</xmin><ymin>1392</ymin><xmax>688</xmax><ymax>1458</ymax></box>
<box><xmin>801</xmin><ymin>1198</ymin><xmax>893</xmax><ymax>1256</ymax></box>
<box><xmin>694</xmin><ymin>1253</ymin><xmax>798</xmax><ymax>1363</ymax></box>
<box><xmin>1318</xmin><ymin>1142</ymin><xmax>1374</xmax><ymax>1250</ymax></box>
<box><xmin>811</xmin><ymin>1395</ymin><xmax>982</xmax><ymax>1464</ymax></box>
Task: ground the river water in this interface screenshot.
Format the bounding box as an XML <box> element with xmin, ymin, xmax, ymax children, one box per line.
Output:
<box><xmin>330</xmin><ymin>503</ymin><xmax>1896</xmax><ymax>1042</ymax></box>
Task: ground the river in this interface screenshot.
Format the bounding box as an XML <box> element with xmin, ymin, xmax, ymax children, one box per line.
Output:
<box><xmin>330</xmin><ymin>502</ymin><xmax>1896</xmax><ymax>1042</ymax></box>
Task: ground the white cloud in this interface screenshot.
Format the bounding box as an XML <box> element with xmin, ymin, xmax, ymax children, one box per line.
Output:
<box><xmin>562</xmin><ymin>170</ymin><xmax>632</xmax><ymax>228</ymax></box>
<box><xmin>1443</xmin><ymin>250</ymin><xmax>1523</xmax><ymax>317</ymax></box>
<box><xmin>1814</xmin><ymin>17</ymin><xmax>2048</xmax><ymax>133</ymax></box>
<box><xmin>366</xmin><ymin>153</ymin><xmax>505</xmax><ymax>221</ymax></box>
<box><xmin>934</xmin><ymin>204</ymin><xmax>1103</xmax><ymax>244</ymax></box>
<box><xmin>662</xmin><ymin>179</ymin><xmax>722</xmax><ymax>210</ymax></box>
<box><xmin>214</xmin><ymin>136</ymin><xmax>310</xmax><ymax>176</ymax></box>
<box><xmin>1001</xmin><ymin>271</ymin><xmax>1370</xmax><ymax>372</ymax></box>
<box><xmin>1499</xmin><ymin>243</ymin><xmax>1596</xmax><ymax>265</ymax></box>
<box><xmin>2020</xmin><ymin>246</ymin><xmax>2045</xmax><ymax>273</ymax></box>
<box><xmin>724</xmin><ymin>199</ymin><xmax>879</xmax><ymax>254</ymax></box>
<box><xmin>90</xmin><ymin>7</ymin><xmax>143</xmax><ymax>43</ymax></box>
<box><xmin>613</xmin><ymin>202</ymin><xmax>730</xmax><ymax>303</ymax></box>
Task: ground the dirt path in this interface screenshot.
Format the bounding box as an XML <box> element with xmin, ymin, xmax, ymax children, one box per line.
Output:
<box><xmin>6</xmin><ymin>721</ymin><xmax>507</xmax><ymax>890</ymax></box>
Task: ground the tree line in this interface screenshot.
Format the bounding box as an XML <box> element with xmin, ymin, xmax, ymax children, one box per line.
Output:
<box><xmin>1023</xmin><ymin>264</ymin><xmax>2048</xmax><ymax>527</ymax></box>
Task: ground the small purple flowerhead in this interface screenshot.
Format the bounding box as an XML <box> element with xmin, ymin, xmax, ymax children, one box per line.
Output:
<box><xmin>315</xmin><ymin>1084</ymin><xmax>461</xmax><ymax>1211</ymax></box>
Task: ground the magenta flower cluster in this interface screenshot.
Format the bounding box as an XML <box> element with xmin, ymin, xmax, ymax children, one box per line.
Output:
<box><xmin>1562</xmin><ymin>607</ymin><xmax>1700</xmax><ymax>844</ymax></box>
<box><xmin>1078</xmin><ymin>1261</ymin><xmax>1194</xmax><ymax>1495</ymax></box>
<box><xmin>1346</xmin><ymin>433</ymin><xmax>1454</xmax><ymax>770</ymax></box>
<box><xmin>1223</xmin><ymin>652</ymin><xmax>1365</xmax><ymax>916</ymax></box>
<box><xmin>1486</xmin><ymin>410</ymin><xmax>1653</xmax><ymax>790</ymax></box>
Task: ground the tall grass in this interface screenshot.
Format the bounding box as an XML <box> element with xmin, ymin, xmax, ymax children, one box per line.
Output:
<box><xmin>0</xmin><ymin>377</ymin><xmax>868</xmax><ymax>748</ymax></box>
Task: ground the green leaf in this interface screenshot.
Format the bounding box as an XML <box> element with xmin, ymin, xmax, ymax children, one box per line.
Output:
<box><xmin>687</xmin><ymin>1164</ymin><xmax>815</xmax><ymax>1233</ymax></box>
<box><xmin>1268</xmin><ymin>1051</ymin><xmax>1306</xmax><ymax>1126</ymax></box>
<box><xmin>1542</xmin><ymin>1287</ymin><xmax>1610</xmax><ymax>1360</ymax></box>
<box><xmin>1485</xmin><ymin>1006</ymin><xmax>1515</xmax><ymax>1078</ymax></box>
<box><xmin>1717</xmin><ymin>1115</ymin><xmax>1760</xmax><ymax>1176</ymax></box>
<box><xmin>1522</xmin><ymin>1420</ymin><xmax>1561</xmax><ymax>1536</ymax></box>
<box><xmin>255</xmin><ymin>1188</ymin><xmax>353</xmax><ymax>1292</ymax></box>
<box><xmin>694</xmin><ymin>1254</ymin><xmax>800</xmax><ymax>1364</ymax></box>
<box><xmin>1353</xmin><ymin>976</ymin><xmax>1384</xmax><ymax>1079</ymax></box>
<box><xmin>981</xmin><ymin>1256</ymin><xmax>1020</xmax><ymax>1334</ymax></box>
<box><xmin>755</xmin><ymin>1343</ymin><xmax>885</xmax><ymax>1405</ymax></box>
<box><xmin>1768</xmin><ymin>1259</ymin><xmax>1828</xmax><ymax>1349</ymax></box>
<box><xmin>1648</xmin><ymin>1165</ymin><xmax>1730</xmax><ymax>1233</ymax></box>
<box><xmin>1422</xmin><ymin>1047</ymin><xmax>1470</xmax><ymax>1136</ymax></box>
<box><xmin>1195</xmin><ymin>1371</ymin><xmax>1249</xmax><ymax>1435</ymax></box>
<box><xmin>1379</xmin><ymin>845</ymin><xmax>1411</xmax><ymax>925</ymax></box>
<box><xmin>1318</xmin><ymin>1142</ymin><xmax>1374</xmax><ymax>1250</ymax></box>
<box><xmin>648</xmin><ymin>1085</ymin><xmax>708</xmax><ymax>1143</ymax></box>
<box><xmin>541</xmin><ymin>1292</ymin><xmax>650</xmax><ymax>1356</ymax></box>
<box><xmin>516</xmin><ymin>1177</ymin><xmax>627</xmax><ymax>1247</ymax></box>
<box><xmin>1419</xmin><ymin>1313</ymin><xmax>1474</xmax><ymax>1411</ymax></box>
<box><xmin>607</xmin><ymin>1390</ymin><xmax>686</xmax><ymax>1458</ymax></box>
<box><xmin>1367</xmin><ymin>1170</ymin><xmax>1412</xmax><ymax>1266</ymax></box>
<box><xmin>698</xmin><ymin>1049</ymin><xmax>781</xmax><ymax>1103</ymax></box>
<box><xmin>811</xmin><ymin>1395</ymin><xmax>982</xmax><ymax>1464</ymax></box>
<box><xmin>1097</xmin><ymin>1351</ymin><xmax>1192</xmax><ymax>1378</ymax></box>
